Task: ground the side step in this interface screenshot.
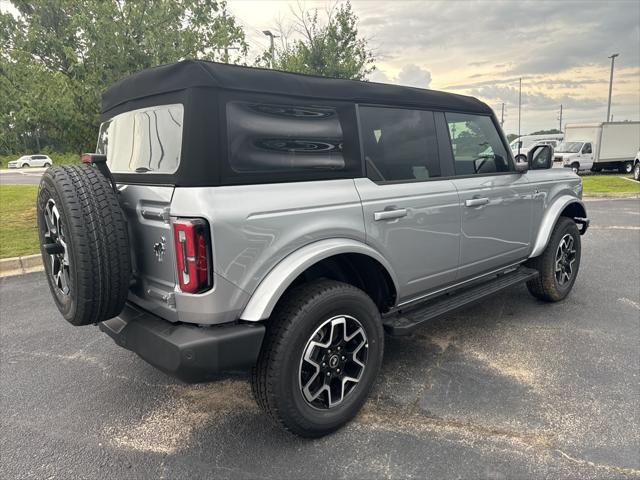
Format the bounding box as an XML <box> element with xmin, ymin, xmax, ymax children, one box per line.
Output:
<box><xmin>383</xmin><ymin>267</ymin><xmax>539</xmax><ymax>336</ymax></box>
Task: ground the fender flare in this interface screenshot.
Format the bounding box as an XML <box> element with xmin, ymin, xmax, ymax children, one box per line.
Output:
<box><xmin>239</xmin><ymin>238</ymin><xmax>399</xmax><ymax>321</ymax></box>
<box><xmin>529</xmin><ymin>195</ymin><xmax>587</xmax><ymax>258</ymax></box>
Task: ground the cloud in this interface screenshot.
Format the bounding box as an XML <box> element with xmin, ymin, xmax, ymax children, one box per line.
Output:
<box><xmin>370</xmin><ymin>63</ymin><xmax>432</xmax><ymax>89</ymax></box>
<box><xmin>396</xmin><ymin>64</ymin><xmax>432</xmax><ymax>88</ymax></box>
<box><xmin>469</xmin><ymin>85</ymin><xmax>606</xmax><ymax>111</ymax></box>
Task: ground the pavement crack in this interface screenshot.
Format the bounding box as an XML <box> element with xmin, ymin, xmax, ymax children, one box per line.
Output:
<box><xmin>555</xmin><ymin>448</ymin><xmax>640</xmax><ymax>477</ymax></box>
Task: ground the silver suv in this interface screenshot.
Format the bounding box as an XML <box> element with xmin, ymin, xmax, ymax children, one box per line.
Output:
<box><xmin>37</xmin><ymin>61</ymin><xmax>589</xmax><ymax>437</ymax></box>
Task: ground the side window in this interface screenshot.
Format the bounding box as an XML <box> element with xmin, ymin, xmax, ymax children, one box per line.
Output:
<box><xmin>359</xmin><ymin>106</ymin><xmax>439</xmax><ymax>182</ymax></box>
<box><xmin>445</xmin><ymin>113</ymin><xmax>511</xmax><ymax>175</ymax></box>
<box><xmin>226</xmin><ymin>101</ymin><xmax>346</xmax><ymax>173</ymax></box>
<box><xmin>582</xmin><ymin>143</ymin><xmax>592</xmax><ymax>154</ymax></box>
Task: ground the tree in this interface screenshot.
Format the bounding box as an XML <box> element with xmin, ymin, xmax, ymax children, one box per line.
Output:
<box><xmin>529</xmin><ymin>129</ymin><xmax>561</xmax><ymax>135</ymax></box>
<box><xmin>1</xmin><ymin>0</ymin><xmax>248</xmax><ymax>154</ymax></box>
<box><xmin>259</xmin><ymin>1</ymin><xmax>375</xmax><ymax>81</ymax></box>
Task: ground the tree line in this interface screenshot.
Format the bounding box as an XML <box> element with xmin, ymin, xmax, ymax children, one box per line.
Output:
<box><xmin>0</xmin><ymin>0</ymin><xmax>373</xmax><ymax>155</ymax></box>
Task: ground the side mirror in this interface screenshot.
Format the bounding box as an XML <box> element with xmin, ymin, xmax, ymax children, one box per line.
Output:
<box><xmin>528</xmin><ymin>144</ymin><xmax>553</xmax><ymax>170</ymax></box>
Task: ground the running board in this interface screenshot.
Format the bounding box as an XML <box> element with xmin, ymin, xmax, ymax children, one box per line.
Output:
<box><xmin>383</xmin><ymin>267</ymin><xmax>539</xmax><ymax>336</ymax></box>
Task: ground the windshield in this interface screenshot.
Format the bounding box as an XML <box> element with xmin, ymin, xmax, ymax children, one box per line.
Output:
<box><xmin>96</xmin><ymin>104</ymin><xmax>184</xmax><ymax>174</ymax></box>
<box><xmin>555</xmin><ymin>142</ymin><xmax>583</xmax><ymax>153</ymax></box>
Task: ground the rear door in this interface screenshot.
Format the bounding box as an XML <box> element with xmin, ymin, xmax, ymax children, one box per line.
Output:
<box><xmin>355</xmin><ymin>106</ymin><xmax>461</xmax><ymax>302</ymax></box>
<box><xmin>440</xmin><ymin>112</ymin><xmax>533</xmax><ymax>280</ymax></box>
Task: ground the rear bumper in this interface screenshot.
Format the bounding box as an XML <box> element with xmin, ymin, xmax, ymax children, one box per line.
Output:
<box><xmin>99</xmin><ymin>303</ymin><xmax>265</xmax><ymax>382</ymax></box>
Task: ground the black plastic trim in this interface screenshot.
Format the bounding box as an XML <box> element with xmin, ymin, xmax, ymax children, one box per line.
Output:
<box><xmin>99</xmin><ymin>303</ymin><xmax>265</xmax><ymax>382</ymax></box>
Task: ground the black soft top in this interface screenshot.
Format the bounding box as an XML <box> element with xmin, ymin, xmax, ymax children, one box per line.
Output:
<box><xmin>102</xmin><ymin>60</ymin><xmax>491</xmax><ymax>115</ymax></box>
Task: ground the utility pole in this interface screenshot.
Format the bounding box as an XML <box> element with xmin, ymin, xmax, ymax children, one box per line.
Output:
<box><xmin>518</xmin><ymin>78</ymin><xmax>522</xmax><ymax>139</ymax></box>
<box><xmin>558</xmin><ymin>104</ymin><xmax>563</xmax><ymax>133</ymax></box>
<box><xmin>500</xmin><ymin>103</ymin><xmax>505</xmax><ymax>127</ymax></box>
<box><xmin>606</xmin><ymin>53</ymin><xmax>619</xmax><ymax>122</ymax></box>
<box><xmin>263</xmin><ymin>30</ymin><xmax>280</xmax><ymax>68</ymax></box>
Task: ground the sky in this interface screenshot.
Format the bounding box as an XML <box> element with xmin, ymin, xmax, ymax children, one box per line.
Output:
<box><xmin>3</xmin><ymin>0</ymin><xmax>639</xmax><ymax>135</ymax></box>
<box><xmin>228</xmin><ymin>0</ymin><xmax>640</xmax><ymax>135</ymax></box>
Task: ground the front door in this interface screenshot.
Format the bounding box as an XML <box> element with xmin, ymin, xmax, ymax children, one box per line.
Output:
<box><xmin>442</xmin><ymin>112</ymin><xmax>534</xmax><ymax>280</ymax></box>
<box><xmin>355</xmin><ymin>106</ymin><xmax>460</xmax><ymax>302</ymax></box>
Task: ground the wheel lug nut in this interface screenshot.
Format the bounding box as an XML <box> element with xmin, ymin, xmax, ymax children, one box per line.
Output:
<box><xmin>322</xmin><ymin>363</ymin><xmax>326</xmax><ymax>367</ymax></box>
<box><xmin>341</xmin><ymin>356</ymin><xmax>345</xmax><ymax>360</ymax></box>
<box><xmin>326</xmin><ymin>372</ymin><xmax>331</xmax><ymax>376</ymax></box>
<box><xmin>337</xmin><ymin>368</ymin><xmax>340</xmax><ymax>373</ymax></box>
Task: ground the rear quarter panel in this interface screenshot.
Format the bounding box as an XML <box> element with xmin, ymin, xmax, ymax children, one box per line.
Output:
<box><xmin>170</xmin><ymin>179</ymin><xmax>366</xmax><ymax>300</ymax></box>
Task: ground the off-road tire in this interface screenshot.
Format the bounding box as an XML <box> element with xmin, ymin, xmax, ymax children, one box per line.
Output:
<box><xmin>37</xmin><ymin>165</ymin><xmax>131</xmax><ymax>326</ymax></box>
<box><xmin>526</xmin><ymin>217</ymin><xmax>581</xmax><ymax>302</ymax></box>
<box><xmin>251</xmin><ymin>279</ymin><xmax>384</xmax><ymax>437</ymax></box>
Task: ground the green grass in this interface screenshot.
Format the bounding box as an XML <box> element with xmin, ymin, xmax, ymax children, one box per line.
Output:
<box><xmin>581</xmin><ymin>174</ymin><xmax>640</xmax><ymax>194</ymax></box>
<box><xmin>0</xmin><ymin>185</ymin><xmax>39</xmax><ymax>258</ymax></box>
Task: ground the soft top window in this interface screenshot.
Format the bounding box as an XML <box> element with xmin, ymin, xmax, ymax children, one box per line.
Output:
<box><xmin>226</xmin><ymin>101</ymin><xmax>346</xmax><ymax>174</ymax></box>
<box><xmin>97</xmin><ymin>104</ymin><xmax>184</xmax><ymax>174</ymax></box>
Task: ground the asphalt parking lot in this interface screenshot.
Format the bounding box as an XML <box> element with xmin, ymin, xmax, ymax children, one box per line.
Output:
<box><xmin>1</xmin><ymin>198</ymin><xmax>639</xmax><ymax>479</ymax></box>
<box><xmin>0</xmin><ymin>169</ymin><xmax>45</xmax><ymax>185</ymax></box>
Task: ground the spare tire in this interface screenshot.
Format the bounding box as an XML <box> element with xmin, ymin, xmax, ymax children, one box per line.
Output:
<box><xmin>37</xmin><ymin>165</ymin><xmax>131</xmax><ymax>326</ymax></box>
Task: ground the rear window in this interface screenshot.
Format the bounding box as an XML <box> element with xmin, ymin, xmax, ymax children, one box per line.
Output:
<box><xmin>97</xmin><ymin>104</ymin><xmax>184</xmax><ymax>174</ymax></box>
<box><xmin>226</xmin><ymin>101</ymin><xmax>346</xmax><ymax>173</ymax></box>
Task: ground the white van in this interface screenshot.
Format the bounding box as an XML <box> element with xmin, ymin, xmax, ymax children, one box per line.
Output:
<box><xmin>558</xmin><ymin>122</ymin><xmax>640</xmax><ymax>173</ymax></box>
<box><xmin>510</xmin><ymin>134</ymin><xmax>564</xmax><ymax>162</ymax></box>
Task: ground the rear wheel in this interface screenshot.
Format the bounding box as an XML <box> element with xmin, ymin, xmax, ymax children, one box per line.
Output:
<box><xmin>620</xmin><ymin>161</ymin><xmax>633</xmax><ymax>174</ymax></box>
<box><xmin>526</xmin><ymin>217</ymin><xmax>581</xmax><ymax>302</ymax></box>
<box><xmin>251</xmin><ymin>279</ymin><xmax>384</xmax><ymax>437</ymax></box>
<box><xmin>37</xmin><ymin>165</ymin><xmax>131</xmax><ymax>326</ymax></box>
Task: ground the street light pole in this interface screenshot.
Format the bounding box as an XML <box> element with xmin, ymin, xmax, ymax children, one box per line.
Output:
<box><xmin>263</xmin><ymin>30</ymin><xmax>280</xmax><ymax>68</ymax></box>
<box><xmin>518</xmin><ymin>77</ymin><xmax>522</xmax><ymax>139</ymax></box>
<box><xmin>606</xmin><ymin>53</ymin><xmax>619</xmax><ymax>122</ymax></box>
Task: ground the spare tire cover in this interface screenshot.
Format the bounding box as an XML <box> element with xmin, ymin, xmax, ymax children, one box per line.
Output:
<box><xmin>37</xmin><ymin>165</ymin><xmax>131</xmax><ymax>326</ymax></box>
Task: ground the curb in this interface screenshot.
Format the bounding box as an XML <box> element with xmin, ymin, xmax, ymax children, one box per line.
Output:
<box><xmin>0</xmin><ymin>254</ymin><xmax>43</xmax><ymax>277</ymax></box>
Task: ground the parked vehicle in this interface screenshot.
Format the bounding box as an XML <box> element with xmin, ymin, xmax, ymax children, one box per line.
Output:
<box><xmin>558</xmin><ymin>122</ymin><xmax>640</xmax><ymax>173</ymax></box>
<box><xmin>37</xmin><ymin>61</ymin><xmax>589</xmax><ymax>437</ymax></box>
<box><xmin>510</xmin><ymin>134</ymin><xmax>563</xmax><ymax>162</ymax></box>
<box><xmin>8</xmin><ymin>154</ymin><xmax>53</xmax><ymax>168</ymax></box>
<box><xmin>633</xmin><ymin>150</ymin><xmax>640</xmax><ymax>181</ymax></box>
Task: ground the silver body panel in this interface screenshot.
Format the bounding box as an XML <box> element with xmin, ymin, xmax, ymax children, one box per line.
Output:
<box><xmin>119</xmin><ymin>168</ymin><xmax>583</xmax><ymax>326</ymax></box>
<box><xmin>354</xmin><ymin>178</ymin><xmax>460</xmax><ymax>302</ymax></box>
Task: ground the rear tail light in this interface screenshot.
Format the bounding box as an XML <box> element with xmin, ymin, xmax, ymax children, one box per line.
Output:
<box><xmin>173</xmin><ymin>218</ymin><xmax>212</xmax><ymax>294</ymax></box>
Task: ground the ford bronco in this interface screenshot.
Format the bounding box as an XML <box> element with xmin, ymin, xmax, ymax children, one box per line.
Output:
<box><xmin>37</xmin><ymin>60</ymin><xmax>589</xmax><ymax>437</ymax></box>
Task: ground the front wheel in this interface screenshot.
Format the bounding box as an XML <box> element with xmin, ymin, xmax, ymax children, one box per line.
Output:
<box><xmin>515</xmin><ymin>154</ymin><xmax>527</xmax><ymax>163</ymax></box>
<box><xmin>633</xmin><ymin>162</ymin><xmax>640</xmax><ymax>181</ymax></box>
<box><xmin>526</xmin><ymin>217</ymin><xmax>581</xmax><ymax>302</ymax></box>
<box><xmin>251</xmin><ymin>279</ymin><xmax>384</xmax><ymax>437</ymax></box>
<box><xmin>571</xmin><ymin>162</ymin><xmax>579</xmax><ymax>174</ymax></box>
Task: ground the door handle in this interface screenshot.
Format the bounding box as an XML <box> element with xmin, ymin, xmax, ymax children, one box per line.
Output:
<box><xmin>465</xmin><ymin>197</ymin><xmax>490</xmax><ymax>207</ymax></box>
<box><xmin>374</xmin><ymin>208</ymin><xmax>408</xmax><ymax>221</ymax></box>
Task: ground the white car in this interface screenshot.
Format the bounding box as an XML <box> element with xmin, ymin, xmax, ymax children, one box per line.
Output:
<box><xmin>7</xmin><ymin>155</ymin><xmax>53</xmax><ymax>169</ymax></box>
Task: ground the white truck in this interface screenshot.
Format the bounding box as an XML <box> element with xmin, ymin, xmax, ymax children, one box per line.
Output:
<box><xmin>510</xmin><ymin>133</ymin><xmax>564</xmax><ymax>162</ymax></box>
<box><xmin>557</xmin><ymin>122</ymin><xmax>640</xmax><ymax>173</ymax></box>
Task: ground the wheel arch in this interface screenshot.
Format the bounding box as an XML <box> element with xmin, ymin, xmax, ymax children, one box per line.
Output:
<box><xmin>239</xmin><ymin>239</ymin><xmax>399</xmax><ymax>321</ymax></box>
<box><xmin>530</xmin><ymin>196</ymin><xmax>587</xmax><ymax>258</ymax></box>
